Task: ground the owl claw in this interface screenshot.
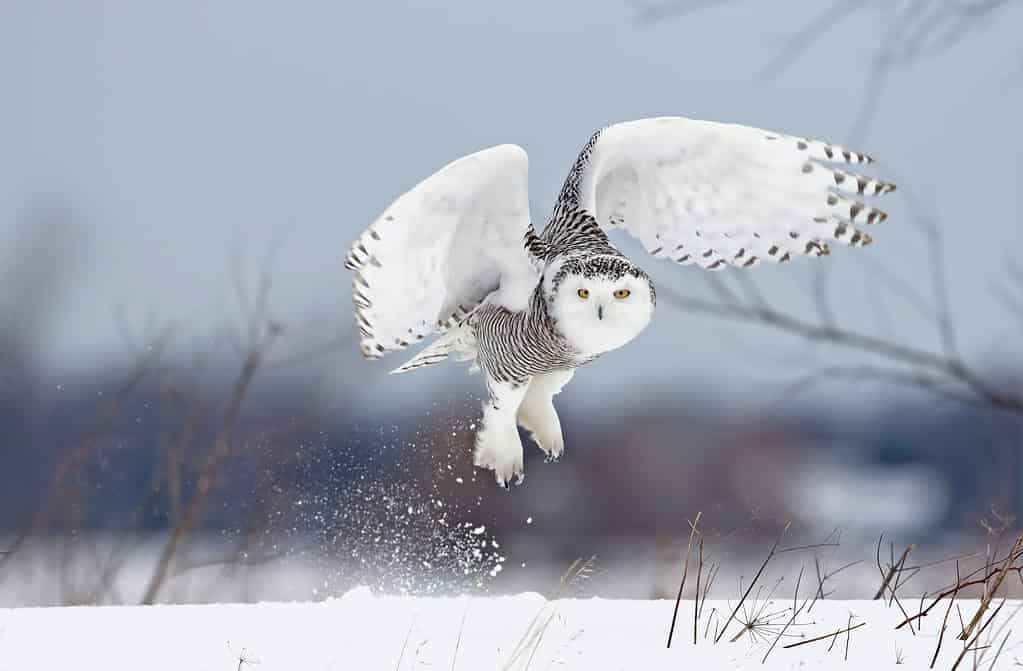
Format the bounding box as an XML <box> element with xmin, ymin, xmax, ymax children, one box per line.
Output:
<box><xmin>474</xmin><ymin>422</ymin><xmax>525</xmax><ymax>490</ymax></box>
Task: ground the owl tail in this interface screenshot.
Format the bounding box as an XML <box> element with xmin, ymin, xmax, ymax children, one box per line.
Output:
<box><xmin>390</xmin><ymin>326</ymin><xmax>476</xmax><ymax>375</ymax></box>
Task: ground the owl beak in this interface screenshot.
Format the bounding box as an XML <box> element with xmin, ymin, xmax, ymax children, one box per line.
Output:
<box><xmin>597</xmin><ymin>305</ymin><xmax>604</xmax><ymax>321</ymax></box>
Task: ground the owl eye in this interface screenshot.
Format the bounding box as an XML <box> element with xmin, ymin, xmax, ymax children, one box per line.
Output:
<box><xmin>577</xmin><ymin>288</ymin><xmax>590</xmax><ymax>299</ymax></box>
<box><xmin>613</xmin><ymin>289</ymin><xmax>631</xmax><ymax>299</ymax></box>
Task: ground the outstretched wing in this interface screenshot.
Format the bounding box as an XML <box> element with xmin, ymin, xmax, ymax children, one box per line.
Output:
<box><xmin>561</xmin><ymin>117</ymin><xmax>896</xmax><ymax>270</ymax></box>
<box><xmin>344</xmin><ymin>144</ymin><xmax>536</xmax><ymax>359</ymax></box>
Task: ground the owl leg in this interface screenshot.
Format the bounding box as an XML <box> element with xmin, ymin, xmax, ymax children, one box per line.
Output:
<box><xmin>517</xmin><ymin>369</ymin><xmax>574</xmax><ymax>463</ymax></box>
<box><xmin>473</xmin><ymin>377</ymin><xmax>530</xmax><ymax>488</ymax></box>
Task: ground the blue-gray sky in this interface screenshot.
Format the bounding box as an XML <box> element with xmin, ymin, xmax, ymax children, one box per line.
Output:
<box><xmin>7</xmin><ymin>0</ymin><xmax>1023</xmax><ymax>411</ymax></box>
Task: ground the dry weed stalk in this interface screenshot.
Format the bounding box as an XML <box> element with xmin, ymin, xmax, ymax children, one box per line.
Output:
<box><xmin>951</xmin><ymin>599</ymin><xmax>1005</xmax><ymax>671</ymax></box>
<box><xmin>782</xmin><ymin>620</ymin><xmax>865</xmax><ymax>650</ymax></box>
<box><xmin>395</xmin><ymin>620</ymin><xmax>415</xmax><ymax>671</ymax></box>
<box><xmin>714</xmin><ymin>522</ymin><xmax>790</xmax><ymax>643</ymax></box>
<box><xmin>959</xmin><ymin>533</ymin><xmax>1023</xmax><ymax>641</ymax></box>
<box><xmin>503</xmin><ymin>555</ymin><xmax>596</xmax><ymax>671</ymax></box>
<box><xmin>227</xmin><ymin>642</ymin><xmax>261</xmax><ymax>671</ymax></box>
<box><xmin>712</xmin><ymin>523</ymin><xmax>839</xmax><ymax>645</ymax></box>
<box><xmin>450</xmin><ymin>598</ymin><xmax>471</xmax><ymax>671</ymax></box>
<box><xmin>761</xmin><ymin>566</ymin><xmax>809</xmax><ymax>664</ymax></box>
<box><xmin>666</xmin><ymin>511</ymin><xmax>702</xmax><ymax>648</ymax></box>
<box><xmin>929</xmin><ymin>561</ymin><xmax>961</xmax><ymax>669</ymax></box>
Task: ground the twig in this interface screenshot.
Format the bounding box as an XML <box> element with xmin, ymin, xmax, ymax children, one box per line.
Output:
<box><xmin>895</xmin><ymin>548</ymin><xmax>1023</xmax><ymax>631</ymax></box>
<box><xmin>396</xmin><ymin>620</ymin><xmax>414</xmax><ymax>671</ymax></box>
<box><xmin>667</xmin><ymin>511</ymin><xmax>701</xmax><ymax>648</ymax></box>
<box><xmin>960</xmin><ymin>533</ymin><xmax>1023</xmax><ymax>640</ymax></box>
<box><xmin>763</xmin><ymin>570</ymin><xmax>808</xmax><ymax>664</ymax></box>
<box><xmin>930</xmin><ymin>561</ymin><xmax>960</xmax><ymax>669</ymax></box>
<box><xmin>227</xmin><ymin>642</ymin><xmax>261</xmax><ymax>671</ymax></box>
<box><xmin>715</xmin><ymin>522</ymin><xmax>790</xmax><ymax>643</ymax></box>
<box><xmin>693</xmin><ymin>535</ymin><xmax>703</xmax><ymax>645</ymax></box>
<box><xmin>844</xmin><ymin>615</ymin><xmax>853</xmax><ymax>662</ymax></box>
<box><xmin>783</xmin><ymin>621</ymin><xmax>865</xmax><ymax>649</ymax></box>
<box><xmin>951</xmin><ymin>599</ymin><xmax>1006</xmax><ymax>671</ymax></box>
<box><xmin>874</xmin><ymin>539</ymin><xmax>913</xmax><ymax>600</ymax></box>
<box><xmin>451</xmin><ymin>598</ymin><xmax>470</xmax><ymax>671</ymax></box>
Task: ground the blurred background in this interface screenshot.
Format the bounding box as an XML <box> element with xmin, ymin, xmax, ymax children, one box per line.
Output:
<box><xmin>3</xmin><ymin>0</ymin><xmax>1023</xmax><ymax>606</ymax></box>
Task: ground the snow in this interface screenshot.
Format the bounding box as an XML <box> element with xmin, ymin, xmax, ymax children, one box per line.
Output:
<box><xmin>1</xmin><ymin>593</ymin><xmax>1018</xmax><ymax>670</ymax></box>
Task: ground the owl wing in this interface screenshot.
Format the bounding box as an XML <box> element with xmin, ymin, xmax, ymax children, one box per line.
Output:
<box><xmin>344</xmin><ymin>144</ymin><xmax>536</xmax><ymax>359</ymax></box>
<box><xmin>564</xmin><ymin>117</ymin><xmax>896</xmax><ymax>269</ymax></box>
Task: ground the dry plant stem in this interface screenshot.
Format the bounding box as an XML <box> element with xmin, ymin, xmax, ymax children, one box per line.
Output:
<box><xmin>951</xmin><ymin>599</ymin><xmax>1006</xmax><ymax>671</ymax></box>
<box><xmin>973</xmin><ymin>600</ymin><xmax>1023</xmax><ymax>669</ymax></box>
<box><xmin>693</xmin><ymin>535</ymin><xmax>703</xmax><ymax>645</ymax></box>
<box><xmin>792</xmin><ymin>565</ymin><xmax>804</xmax><ymax>614</ymax></box>
<box><xmin>667</xmin><ymin>511</ymin><xmax>702</xmax><ymax>648</ymax></box>
<box><xmin>715</xmin><ymin>522</ymin><xmax>790</xmax><ymax>643</ymax></box>
<box><xmin>988</xmin><ymin>628</ymin><xmax>1013</xmax><ymax>670</ymax></box>
<box><xmin>703</xmin><ymin>608</ymin><xmax>718</xmax><ymax>641</ymax></box>
<box><xmin>762</xmin><ymin>601</ymin><xmax>806</xmax><ymax>663</ymax></box>
<box><xmin>826</xmin><ymin>629</ymin><xmax>839</xmax><ymax>653</ymax></box>
<box><xmin>699</xmin><ymin>561</ymin><xmax>719</xmax><ymax>621</ymax></box>
<box><xmin>888</xmin><ymin>547</ymin><xmax>912</xmax><ymax>607</ymax></box>
<box><xmin>873</xmin><ymin>537</ymin><xmax>916</xmax><ymax>635</ymax></box>
<box><xmin>929</xmin><ymin>562</ymin><xmax>961</xmax><ymax>669</ymax></box>
<box><xmin>783</xmin><ymin>622</ymin><xmax>865</xmax><ymax>650</ymax></box>
<box><xmin>896</xmin><ymin>549</ymin><xmax>1023</xmax><ymax>631</ymax></box>
<box><xmin>395</xmin><ymin>621</ymin><xmax>415</xmax><ymax>671</ymax></box>
<box><xmin>960</xmin><ymin>533</ymin><xmax>1023</xmax><ymax>641</ymax></box>
<box><xmin>504</xmin><ymin>556</ymin><xmax>595</xmax><ymax>671</ymax></box>
<box><xmin>764</xmin><ymin>571</ymin><xmax>808</xmax><ymax>664</ymax></box>
<box><xmin>843</xmin><ymin>615</ymin><xmax>853</xmax><ymax>662</ymax></box>
<box><xmin>451</xmin><ymin>598</ymin><xmax>470</xmax><ymax>671</ymax></box>
<box><xmin>874</xmin><ymin>539</ymin><xmax>913</xmax><ymax>600</ymax></box>
<box><xmin>808</xmin><ymin>558</ymin><xmax>860</xmax><ymax>613</ymax></box>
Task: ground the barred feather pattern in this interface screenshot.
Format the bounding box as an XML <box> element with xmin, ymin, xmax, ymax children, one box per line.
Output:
<box><xmin>468</xmin><ymin>285</ymin><xmax>585</xmax><ymax>386</ymax></box>
<box><xmin>468</xmin><ymin>132</ymin><xmax>654</xmax><ymax>385</ymax></box>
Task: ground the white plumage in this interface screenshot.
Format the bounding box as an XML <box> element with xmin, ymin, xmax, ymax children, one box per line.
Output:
<box><xmin>344</xmin><ymin>117</ymin><xmax>896</xmax><ymax>486</ymax></box>
<box><xmin>344</xmin><ymin>145</ymin><xmax>536</xmax><ymax>360</ymax></box>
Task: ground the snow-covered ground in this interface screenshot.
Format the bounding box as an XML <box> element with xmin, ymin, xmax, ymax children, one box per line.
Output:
<box><xmin>2</xmin><ymin>591</ymin><xmax>1019</xmax><ymax>670</ymax></box>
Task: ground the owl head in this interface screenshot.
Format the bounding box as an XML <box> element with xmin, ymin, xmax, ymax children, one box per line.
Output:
<box><xmin>544</xmin><ymin>255</ymin><xmax>656</xmax><ymax>357</ymax></box>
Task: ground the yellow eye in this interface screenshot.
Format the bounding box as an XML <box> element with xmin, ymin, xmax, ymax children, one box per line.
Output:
<box><xmin>577</xmin><ymin>288</ymin><xmax>590</xmax><ymax>299</ymax></box>
<box><xmin>614</xmin><ymin>289</ymin><xmax>631</xmax><ymax>299</ymax></box>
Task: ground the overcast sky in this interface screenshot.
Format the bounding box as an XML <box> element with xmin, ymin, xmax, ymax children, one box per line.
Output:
<box><xmin>6</xmin><ymin>0</ymin><xmax>1023</xmax><ymax>411</ymax></box>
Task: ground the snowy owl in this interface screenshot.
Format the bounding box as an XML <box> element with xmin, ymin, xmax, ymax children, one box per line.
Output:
<box><xmin>344</xmin><ymin>117</ymin><xmax>895</xmax><ymax>487</ymax></box>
